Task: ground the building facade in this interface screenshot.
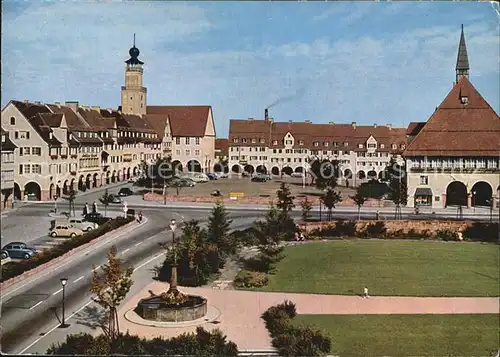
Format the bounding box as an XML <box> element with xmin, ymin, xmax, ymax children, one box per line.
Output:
<box><xmin>228</xmin><ymin>109</ymin><xmax>406</xmax><ymax>186</ymax></box>
<box><xmin>404</xmin><ymin>26</ymin><xmax>500</xmax><ymax>209</ymax></box>
<box><xmin>215</xmin><ymin>138</ymin><xmax>229</xmax><ymax>164</ymax></box>
<box><xmin>1</xmin><ymin>127</ymin><xmax>17</xmax><ymax>209</ymax></box>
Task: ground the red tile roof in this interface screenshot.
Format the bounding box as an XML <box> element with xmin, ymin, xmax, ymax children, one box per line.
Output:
<box><xmin>215</xmin><ymin>138</ymin><xmax>229</xmax><ymax>156</ymax></box>
<box><xmin>11</xmin><ymin>101</ymin><xmax>62</xmax><ymax>146</ymax></box>
<box><xmin>406</xmin><ymin>122</ymin><xmax>426</xmax><ymax>136</ymax></box>
<box><xmin>146</xmin><ymin>106</ymin><xmax>211</xmax><ymax>137</ymax></box>
<box><xmin>404</xmin><ymin>76</ymin><xmax>500</xmax><ymax>157</ymax></box>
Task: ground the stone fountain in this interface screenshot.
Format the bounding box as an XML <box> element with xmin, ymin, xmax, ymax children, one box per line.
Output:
<box><xmin>134</xmin><ymin>219</ymin><xmax>207</xmax><ymax>322</ymax></box>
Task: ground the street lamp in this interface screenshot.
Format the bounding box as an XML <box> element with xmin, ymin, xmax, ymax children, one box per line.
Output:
<box><xmin>169</xmin><ymin>219</ymin><xmax>178</xmax><ymax>292</ymax></box>
<box><xmin>472</xmin><ymin>191</ymin><xmax>476</xmax><ymax>212</ymax></box>
<box><xmin>59</xmin><ymin>277</ymin><xmax>69</xmax><ymax>328</ymax></box>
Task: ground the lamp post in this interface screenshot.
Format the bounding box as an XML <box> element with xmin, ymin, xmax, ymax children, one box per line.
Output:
<box><xmin>168</xmin><ymin>219</ymin><xmax>178</xmax><ymax>292</ymax></box>
<box><xmin>54</xmin><ymin>195</ymin><xmax>58</xmax><ymax>214</ymax></box>
<box><xmin>472</xmin><ymin>191</ymin><xmax>476</xmax><ymax>212</ymax></box>
<box><xmin>59</xmin><ymin>277</ymin><xmax>69</xmax><ymax>328</ymax></box>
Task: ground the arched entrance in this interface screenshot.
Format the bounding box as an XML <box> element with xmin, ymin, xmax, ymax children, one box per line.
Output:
<box><xmin>24</xmin><ymin>182</ymin><xmax>41</xmax><ymax>201</ymax></box>
<box><xmin>244</xmin><ymin>165</ymin><xmax>255</xmax><ymax>174</ymax></box>
<box><xmin>111</xmin><ymin>170</ymin><xmax>116</xmax><ymax>183</ymax></box>
<box><xmin>93</xmin><ymin>173</ymin><xmax>99</xmax><ymax>188</ymax></box>
<box><xmin>187</xmin><ymin>160</ymin><xmax>202</xmax><ymax>173</ymax></box>
<box><xmin>471</xmin><ymin>181</ymin><xmax>493</xmax><ymax>207</ymax></box>
<box><xmin>282</xmin><ymin>166</ymin><xmax>293</xmax><ymax>176</ymax></box>
<box><xmin>172</xmin><ymin>160</ymin><xmax>183</xmax><ymax>173</ymax></box>
<box><xmin>85</xmin><ymin>174</ymin><xmax>91</xmax><ymax>189</ymax></box>
<box><xmin>213</xmin><ymin>163</ymin><xmax>223</xmax><ymax>173</ymax></box>
<box><xmin>106</xmin><ymin>171</ymin><xmax>111</xmax><ymax>185</ymax></box>
<box><xmin>78</xmin><ymin>175</ymin><xmax>85</xmax><ymax>191</ymax></box>
<box><xmin>56</xmin><ymin>182</ymin><xmax>61</xmax><ymax>197</ymax></box>
<box><xmin>127</xmin><ymin>167</ymin><xmax>131</xmax><ymax>179</ymax></box>
<box><xmin>14</xmin><ymin>183</ymin><xmax>22</xmax><ymax>200</ymax></box>
<box><xmin>357</xmin><ymin>170</ymin><xmax>366</xmax><ymax>180</ymax></box>
<box><xmin>294</xmin><ymin>167</ymin><xmax>304</xmax><ymax>173</ymax></box>
<box><xmin>70</xmin><ymin>178</ymin><xmax>76</xmax><ymax>192</ymax></box>
<box><xmin>344</xmin><ymin>169</ymin><xmax>352</xmax><ymax>179</ymax></box>
<box><xmin>49</xmin><ymin>183</ymin><xmax>55</xmax><ymax>200</ymax></box>
<box><xmin>231</xmin><ymin>164</ymin><xmax>241</xmax><ymax>173</ymax></box>
<box><xmin>271</xmin><ymin>166</ymin><xmax>280</xmax><ymax>176</ymax></box>
<box><xmin>133</xmin><ymin>166</ymin><xmax>138</xmax><ymax>176</ymax></box>
<box><xmin>117</xmin><ymin>170</ymin><xmax>122</xmax><ymax>182</ymax></box>
<box><xmin>256</xmin><ymin>165</ymin><xmax>267</xmax><ymax>174</ymax></box>
<box><xmin>367</xmin><ymin>170</ymin><xmax>377</xmax><ymax>180</ymax></box>
<box><xmin>63</xmin><ymin>180</ymin><xmax>69</xmax><ymax>195</ymax></box>
<box><xmin>446</xmin><ymin>181</ymin><xmax>467</xmax><ymax>207</ymax></box>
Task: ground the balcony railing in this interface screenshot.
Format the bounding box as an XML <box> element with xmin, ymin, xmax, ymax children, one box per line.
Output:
<box><xmin>410</xmin><ymin>167</ymin><xmax>499</xmax><ymax>173</ymax></box>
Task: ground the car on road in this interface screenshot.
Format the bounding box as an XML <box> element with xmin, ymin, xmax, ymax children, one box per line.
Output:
<box><xmin>215</xmin><ymin>172</ymin><xmax>228</xmax><ymax>178</ymax></box>
<box><xmin>118</xmin><ymin>187</ymin><xmax>134</xmax><ymax>197</ymax></box>
<box><xmin>68</xmin><ymin>218</ymin><xmax>99</xmax><ymax>232</ymax></box>
<box><xmin>108</xmin><ymin>194</ymin><xmax>122</xmax><ymax>203</ymax></box>
<box><xmin>85</xmin><ymin>213</ymin><xmax>111</xmax><ymax>225</ymax></box>
<box><xmin>251</xmin><ymin>174</ymin><xmax>269</xmax><ymax>182</ymax></box>
<box><xmin>49</xmin><ymin>224</ymin><xmax>84</xmax><ymax>238</ymax></box>
<box><xmin>170</xmin><ymin>177</ymin><xmax>196</xmax><ymax>187</ymax></box>
<box><xmin>1</xmin><ymin>243</ymin><xmax>37</xmax><ymax>260</ymax></box>
<box><xmin>291</xmin><ymin>172</ymin><xmax>304</xmax><ymax>178</ymax></box>
<box><xmin>207</xmin><ymin>173</ymin><xmax>218</xmax><ymax>180</ymax></box>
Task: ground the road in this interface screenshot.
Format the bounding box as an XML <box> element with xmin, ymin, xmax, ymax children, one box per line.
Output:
<box><xmin>0</xmin><ymin>207</ymin><xmax>265</xmax><ymax>354</ymax></box>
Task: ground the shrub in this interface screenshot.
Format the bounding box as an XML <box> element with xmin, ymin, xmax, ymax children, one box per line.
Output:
<box><xmin>233</xmin><ymin>269</ymin><xmax>268</xmax><ymax>288</ymax></box>
<box><xmin>362</xmin><ymin>221</ymin><xmax>388</xmax><ymax>238</ymax></box>
<box><xmin>261</xmin><ymin>300</ymin><xmax>297</xmax><ymax>337</ymax></box>
<box><xmin>1</xmin><ymin>216</ymin><xmax>134</xmax><ymax>283</ymax></box>
<box><xmin>335</xmin><ymin>220</ymin><xmax>357</xmax><ymax>237</ymax></box>
<box><xmin>436</xmin><ymin>229</ymin><xmax>460</xmax><ymax>242</ymax></box>
<box><xmin>463</xmin><ymin>222</ymin><xmax>499</xmax><ymax>242</ymax></box>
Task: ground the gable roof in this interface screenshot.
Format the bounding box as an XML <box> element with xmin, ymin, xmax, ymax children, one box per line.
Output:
<box><xmin>1</xmin><ymin>127</ymin><xmax>17</xmax><ymax>151</ymax></box>
<box><xmin>215</xmin><ymin>138</ymin><xmax>229</xmax><ymax>156</ymax></box>
<box><xmin>146</xmin><ymin>106</ymin><xmax>211</xmax><ymax>137</ymax></box>
<box><xmin>404</xmin><ymin>76</ymin><xmax>500</xmax><ymax>157</ymax></box>
<box><xmin>406</xmin><ymin>122</ymin><xmax>426</xmax><ymax>136</ymax></box>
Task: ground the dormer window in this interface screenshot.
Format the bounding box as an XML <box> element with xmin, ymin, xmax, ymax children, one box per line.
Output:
<box><xmin>358</xmin><ymin>144</ymin><xmax>363</xmax><ymax>148</ymax></box>
<box><xmin>392</xmin><ymin>144</ymin><xmax>397</xmax><ymax>149</ymax></box>
<box><xmin>272</xmin><ymin>140</ymin><xmax>278</xmax><ymax>145</ymax></box>
<box><xmin>401</xmin><ymin>144</ymin><xmax>406</xmax><ymax>149</ymax></box>
<box><xmin>251</xmin><ymin>138</ymin><xmax>256</xmax><ymax>143</ymax></box>
<box><xmin>343</xmin><ymin>142</ymin><xmax>348</xmax><ymax>147</ymax></box>
<box><xmin>242</xmin><ymin>138</ymin><xmax>247</xmax><ymax>143</ymax></box>
<box><xmin>260</xmin><ymin>138</ymin><xmax>265</xmax><ymax>144</ymax></box>
<box><xmin>314</xmin><ymin>141</ymin><xmax>319</xmax><ymax>147</ymax></box>
<box><xmin>323</xmin><ymin>142</ymin><xmax>329</xmax><ymax>147</ymax></box>
<box><xmin>49</xmin><ymin>132</ymin><xmax>53</xmax><ymax>140</ymax></box>
<box><xmin>233</xmin><ymin>138</ymin><xmax>238</xmax><ymax>143</ymax></box>
<box><xmin>380</xmin><ymin>144</ymin><xmax>385</xmax><ymax>149</ymax></box>
<box><xmin>333</xmin><ymin>142</ymin><xmax>338</xmax><ymax>147</ymax></box>
<box><xmin>461</xmin><ymin>96</ymin><xmax>468</xmax><ymax>105</ymax></box>
<box><xmin>299</xmin><ymin>140</ymin><xmax>304</xmax><ymax>145</ymax></box>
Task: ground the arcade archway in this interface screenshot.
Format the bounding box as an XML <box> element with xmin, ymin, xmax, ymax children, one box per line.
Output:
<box><xmin>471</xmin><ymin>181</ymin><xmax>493</xmax><ymax>207</ymax></box>
<box><xmin>446</xmin><ymin>181</ymin><xmax>467</xmax><ymax>207</ymax></box>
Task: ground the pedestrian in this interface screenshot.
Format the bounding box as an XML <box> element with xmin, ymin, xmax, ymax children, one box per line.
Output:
<box><xmin>363</xmin><ymin>287</ymin><xmax>369</xmax><ymax>298</ymax></box>
<box><xmin>92</xmin><ymin>201</ymin><xmax>97</xmax><ymax>213</ymax></box>
<box><xmin>83</xmin><ymin>203</ymin><xmax>88</xmax><ymax>216</ymax></box>
<box><xmin>138</xmin><ymin>211</ymin><xmax>143</xmax><ymax>223</ymax></box>
<box><xmin>376</xmin><ymin>210</ymin><xmax>380</xmax><ymax>220</ymax></box>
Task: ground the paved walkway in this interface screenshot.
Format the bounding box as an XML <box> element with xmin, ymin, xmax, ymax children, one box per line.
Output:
<box><xmin>117</xmin><ymin>281</ymin><xmax>500</xmax><ymax>350</ymax></box>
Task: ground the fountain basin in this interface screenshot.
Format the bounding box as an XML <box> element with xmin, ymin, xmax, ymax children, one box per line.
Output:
<box><xmin>134</xmin><ymin>294</ymin><xmax>207</xmax><ymax>322</ymax></box>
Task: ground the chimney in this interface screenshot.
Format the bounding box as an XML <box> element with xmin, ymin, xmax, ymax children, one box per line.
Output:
<box><xmin>265</xmin><ymin>108</ymin><xmax>269</xmax><ymax>121</ymax></box>
<box><xmin>373</xmin><ymin>123</ymin><xmax>377</xmax><ymax>128</ymax></box>
<box><xmin>352</xmin><ymin>122</ymin><xmax>356</xmax><ymax>129</ymax></box>
<box><xmin>386</xmin><ymin>124</ymin><xmax>392</xmax><ymax>130</ymax></box>
<box><xmin>65</xmin><ymin>101</ymin><xmax>79</xmax><ymax>112</ymax></box>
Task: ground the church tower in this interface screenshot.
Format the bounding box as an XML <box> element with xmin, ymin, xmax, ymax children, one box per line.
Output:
<box><xmin>455</xmin><ymin>24</ymin><xmax>470</xmax><ymax>83</ymax></box>
<box><xmin>121</xmin><ymin>34</ymin><xmax>147</xmax><ymax>116</ymax></box>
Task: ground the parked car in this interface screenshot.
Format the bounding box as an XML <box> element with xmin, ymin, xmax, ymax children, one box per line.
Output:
<box><xmin>50</xmin><ymin>224</ymin><xmax>84</xmax><ymax>238</ymax></box>
<box><xmin>108</xmin><ymin>194</ymin><xmax>122</xmax><ymax>204</ymax></box>
<box><xmin>207</xmin><ymin>173</ymin><xmax>218</xmax><ymax>180</ymax></box>
<box><xmin>118</xmin><ymin>187</ymin><xmax>134</xmax><ymax>197</ymax></box>
<box><xmin>184</xmin><ymin>172</ymin><xmax>209</xmax><ymax>183</ymax></box>
<box><xmin>291</xmin><ymin>172</ymin><xmax>304</xmax><ymax>178</ymax></box>
<box><xmin>68</xmin><ymin>218</ymin><xmax>99</xmax><ymax>232</ymax></box>
<box><xmin>170</xmin><ymin>178</ymin><xmax>196</xmax><ymax>187</ymax></box>
<box><xmin>1</xmin><ymin>243</ymin><xmax>37</xmax><ymax>259</ymax></box>
<box><xmin>85</xmin><ymin>213</ymin><xmax>111</xmax><ymax>225</ymax></box>
<box><xmin>215</xmin><ymin>172</ymin><xmax>228</xmax><ymax>178</ymax></box>
<box><xmin>251</xmin><ymin>174</ymin><xmax>268</xmax><ymax>182</ymax></box>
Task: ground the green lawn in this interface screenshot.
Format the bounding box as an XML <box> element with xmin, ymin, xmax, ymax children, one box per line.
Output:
<box><xmin>259</xmin><ymin>240</ymin><xmax>499</xmax><ymax>296</ymax></box>
<box><xmin>293</xmin><ymin>314</ymin><xmax>500</xmax><ymax>357</ymax></box>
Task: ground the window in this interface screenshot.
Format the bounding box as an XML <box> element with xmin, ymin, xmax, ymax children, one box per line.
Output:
<box><xmin>176</xmin><ymin>150</ymin><xmax>181</xmax><ymax>155</ymax></box>
<box><xmin>10</xmin><ymin>117</ymin><xmax>15</xmax><ymax>125</ymax></box>
<box><xmin>175</xmin><ymin>137</ymin><xmax>180</xmax><ymax>145</ymax></box>
<box><xmin>380</xmin><ymin>144</ymin><xmax>385</xmax><ymax>149</ymax></box>
<box><xmin>299</xmin><ymin>140</ymin><xmax>304</xmax><ymax>145</ymax></box>
<box><xmin>343</xmin><ymin>142</ymin><xmax>348</xmax><ymax>147</ymax></box>
<box><xmin>323</xmin><ymin>142</ymin><xmax>329</xmax><ymax>147</ymax></box>
<box><xmin>420</xmin><ymin>176</ymin><xmax>428</xmax><ymax>185</ymax></box>
<box><xmin>392</xmin><ymin>144</ymin><xmax>397</xmax><ymax>149</ymax></box>
<box><xmin>23</xmin><ymin>164</ymin><xmax>31</xmax><ymax>174</ymax></box>
<box><xmin>435</xmin><ymin>196</ymin><xmax>440</xmax><ymax>202</ymax></box>
<box><xmin>24</xmin><ymin>147</ymin><xmax>31</xmax><ymax>155</ymax></box>
<box><xmin>195</xmin><ymin>150</ymin><xmax>200</xmax><ymax>155</ymax></box>
<box><xmin>260</xmin><ymin>138</ymin><xmax>265</xmax><ymax>144</ymax></box>
<box><xmin>368</xmin><ymin>144</ymin><xmax>376</xmax><ymax>148</ymax></box>
<box><xmin>242</xmin><ymin>138</ymin><xmax>247</xmax><ymax>143</ymax></box>
<box><xmin>285</xmin><ymin>140</ymin><xmax>292</xmax><ymax>145</ymax></box>
<box><xmin>32</xmin><ymin>164</ymin><xmax>42</xmax><ymax>174</ymax></box>
<box><xmin>333</xmin><ymin>142</ymin><xmax>338</xmax><ymax>147</ymax></box>
<box><xmin>272</xmin><ymin>140</ymin><xmax>278</xmax><ymax>145</ymax></box>
<box><xmin>358</xmin><ymin>144</ymin><xmax>364</xmax><ymax>148</ymax></box>
<box><xmin>314</xmin><ymin>142</ymin><xmax>319</xmax><ymax>147</ymax></box>
<box><xmin>185</xmin><ymin>149</ymin><xmax>190</xmax><ymax>156</ymax></box>
<box><xmin>233</xmin><ymin>138</ymin><xmax>238</xmax><ymax>143</ymax></box>
<box><xmin>195</xmin><ymin>137</ymin><xmax>200</xmax><ymax>145</ymax></box>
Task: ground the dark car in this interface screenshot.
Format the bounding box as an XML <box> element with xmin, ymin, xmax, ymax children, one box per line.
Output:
<box><xmin>207</xmin><ymin>173</ymin><xmax>218</xmax><ymax>180</ymax></box>
<box><xmin>170</xmin><ymin>178</ymin><xmax>195</xmax><ymax>187</ymax></box>
<box><xmin>251</xmin><ymin>174</ymin><xmax>268</xmax><ymax>182</ymax></box>
<box><xmin>108</xmin><ymin>194</ymin><xmax>122</xmax><ymax>203</ymax></box>
<box><xmin>1</xmin><ymin>242</ymin><xmax>37</xmax><ymax>260</ymax></box>
<box><xmin>85</xmin><ymin>213</ymin><xmax>111</xmax><ymax>225</ymax></box>
<box><xmin>118</xmin><ymin>187</ymin><xmax>134</xmax><ymax>197</ymax></box>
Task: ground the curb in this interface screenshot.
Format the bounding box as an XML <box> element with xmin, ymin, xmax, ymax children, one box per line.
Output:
<box><xmin>0</xmin><ymin>218</ymin><xmax>139</xmax><ymax>290</ymax></box>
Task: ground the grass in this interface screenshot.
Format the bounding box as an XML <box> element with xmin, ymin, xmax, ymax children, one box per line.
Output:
<box><xmin>258</xmin><ymin>240</ymin><xmax>499</xmax><ymax>296</ymax></box>
<box><xmin>293</xmin><ymin>314</ymin><xmax>500</xmax><ymax>356</ymax></box>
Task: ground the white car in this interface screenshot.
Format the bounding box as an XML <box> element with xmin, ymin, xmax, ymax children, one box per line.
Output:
<box><xmin>68</xmin><ymin>218</ymin><xmax>99</xmax><ymax>231</ymax></box>
<box><xmin>291</xmin><ymin>172</ymin><xmax>304</xmax><ymax>178</ymax></box>
<box><xmin>216</xmin><ymin>172</ymin><xmax>229</xmax><ymax>178</ymax></box>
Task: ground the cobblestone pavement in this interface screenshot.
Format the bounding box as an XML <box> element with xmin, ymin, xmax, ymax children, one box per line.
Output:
<box><xmin>117</xmin><ymin>281</ymin><xmax>500</xmax><ymax>350</ymax></box>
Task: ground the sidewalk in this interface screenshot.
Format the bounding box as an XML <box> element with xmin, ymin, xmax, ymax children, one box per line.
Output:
<box><xmin>118</xmin><ymin>282</ymin><xmax>500</xmax><ymax>350</ymax></box>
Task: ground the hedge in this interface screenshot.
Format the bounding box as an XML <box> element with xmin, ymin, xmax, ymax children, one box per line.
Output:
<box><xmin>309</xmin><ymin>221</ymin><xmax>499</xmax><ymax>242</ymax></box>
<box><xmin>1</xmin><ymin>216</ymin><xmax>135</xmax><ymax>283</ymax></box>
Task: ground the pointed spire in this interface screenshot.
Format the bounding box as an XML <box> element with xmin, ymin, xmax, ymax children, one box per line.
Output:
<box><xmin>456</xmin><ymin>24</ymin><xmax>470</xmax><ymax>82</ymax></box>
<box><xmin>133</xmin><ymin>33</ymin><xmax>136</xmax><ymax>47</ymax></box>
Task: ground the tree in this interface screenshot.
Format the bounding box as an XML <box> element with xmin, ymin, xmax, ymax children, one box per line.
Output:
<box><xmin>276</xmin><ymin>182</ymin><xmax>295</xmax><ymax>214</ymax></box>
<box><xmin>207</xmin><ymin>202</ymin><xmax>235</xmax><ymax>257</ymax></box>
<box><xmin>63</xmin><ymin>189</ymin><xmax>77</xmax><ymax>217</ymax></box>
<box><xmin>320</xmin><ymin>188</ymin><xmax>342</xmax><ymax>221</ymax></box>
<box><xmin>308</xmin><ymin>158</ymin><xmax>340</xmax><ymax>190</ymax></box>
<box><xmin>350</xmin><ymin>187</ymin><xmax>367</xmax><ymax>220</ymax></box>
<box><xmin>99</xmin><ymin>188</ymin><xmax>113</xmax><ymax>217</ymax></box>
<box><xmin>90</xmin><ymin>245</ymin><xmax>134</xmax><ymax>351</ymax></box>
<box><xmin>382</xmin><ymin>157</ymin><xmax>408</xmax><ymax>219</ymax></box>
<box><xmin>300</xmin><ymin>197</ymin><xmax>313</xmax><ymax>223</ymax></box>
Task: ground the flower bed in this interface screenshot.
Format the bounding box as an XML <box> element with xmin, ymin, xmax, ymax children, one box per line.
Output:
<box><xmin>1</xmin><ymin>216</ymin><xmax>135</xmax><ymax>283</ymax></box>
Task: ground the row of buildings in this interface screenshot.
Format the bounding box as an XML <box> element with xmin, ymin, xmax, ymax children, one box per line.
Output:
<box><xmin>1</xmin><ymin>26</ymin><xmax>499</xmax><ymax>210</ymax></box>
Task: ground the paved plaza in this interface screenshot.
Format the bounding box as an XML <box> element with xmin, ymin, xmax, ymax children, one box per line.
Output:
<box><xmin>117</xmin><ymin>281</ymin><xmax>500</xmax><ymax>350</ymax></box>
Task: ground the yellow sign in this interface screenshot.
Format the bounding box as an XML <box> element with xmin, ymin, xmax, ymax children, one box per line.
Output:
<box><xmin>229</xmin><ymin>192</ymin><xmax>245</xmax><ymax>198</ymax></box>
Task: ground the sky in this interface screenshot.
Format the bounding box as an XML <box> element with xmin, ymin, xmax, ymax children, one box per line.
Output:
<box><xmin>2</xmin><ymin>1</ymin><xmax>499</xmax><ymax>138</ymax></box>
